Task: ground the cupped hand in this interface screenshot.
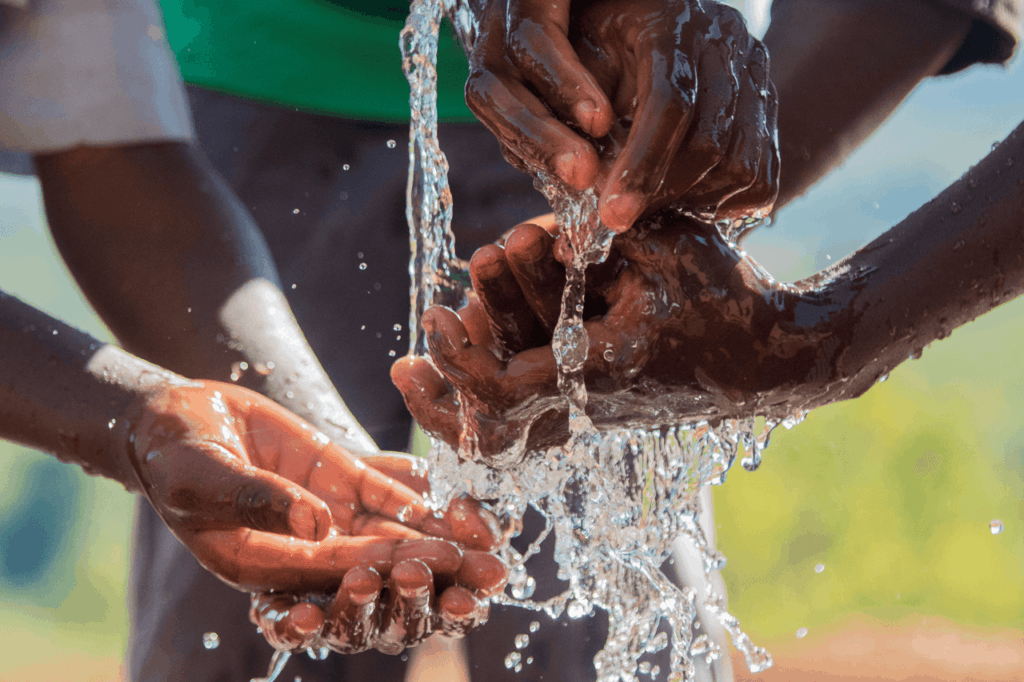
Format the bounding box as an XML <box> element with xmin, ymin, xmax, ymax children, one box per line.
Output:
<box><xmin>464</xmin><ymin>0</ymin><xmax>778</xmax><ymax>232</ymax></box>
<box><xmin>394</xmin><ymin>217</ymin><xmax>846</xmax><ymax>460</ymax></box>
<box><xmin>250</xmin><ymin>454</ymin><xmax>508</xmax><ymax>654</ymax></box>
<box><xmin>125</xmin><ymin>382</ymin><xmax>507</xmax><ymax>651</ymax></box>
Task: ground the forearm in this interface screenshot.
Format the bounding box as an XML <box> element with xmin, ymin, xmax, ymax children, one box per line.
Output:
<box><xmin>827</xmin><ymin>120</ymin><xmax>1024</xmax><ymax>391</ymax></box>
<box><xmin>0</xmin><ymin>292</ymin><xmax>177</xmax><ymax>488</ymax></box>
<box><xmin>763</xmin><ymin>0</ymin><xmax>973</xmax><ymax>209</ymax></box>
<box><xmin>34</xmin><ymin>142</ymin><xmax>376</xmax><ymax>453</ymax></box>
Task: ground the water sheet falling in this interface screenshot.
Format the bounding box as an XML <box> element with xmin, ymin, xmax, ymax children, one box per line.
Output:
<box><xmin>401</xmin><ymin>1</ymin><xmax>789</xmax><ymax>679</ymax></box>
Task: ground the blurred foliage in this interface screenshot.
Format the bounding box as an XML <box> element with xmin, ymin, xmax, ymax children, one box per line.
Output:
<box><xmin>714</xmin><ymin>295</ymin><xmax>1024</xmax><ymax>640</ymax></box>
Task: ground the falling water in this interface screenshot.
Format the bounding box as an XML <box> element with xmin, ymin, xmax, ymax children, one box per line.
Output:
<box><xmin>400</xmin><ymin>1</ymin><xmax>794</xmax><ymax>679</ymax></box>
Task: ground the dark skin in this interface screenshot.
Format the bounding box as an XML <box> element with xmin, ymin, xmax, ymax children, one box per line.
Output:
<box><xmin>394</xmin><ymin>119</ymin><xmax>1024</xmax><ymax>459</ymax></box>
<box><xmin>24</xmin><ymin>142</ymin><xmax>508</xmax><ymax>653</ymax></box>
<box><xmin>0</xmin><ymin>292</ymin><xmax>506</xmax><ymax>651</ymax></box>
<box><xmin>464</xmin><ymin>0</ymin><xmax>779</xmax><ymax>230</ymax></box>
<box><xmin>467</xmin><ymin>0</ymin><xmax>973</xmax><ymax>229</ymax></box>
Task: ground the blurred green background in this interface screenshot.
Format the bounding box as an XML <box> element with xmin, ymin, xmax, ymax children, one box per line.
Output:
<box><xmin>1</xmin><ymin>13</ymin><xmax>1023</xmax><ymax>681</ymax></box>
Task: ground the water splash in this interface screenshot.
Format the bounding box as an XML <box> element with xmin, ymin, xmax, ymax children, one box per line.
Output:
<box><xmin>400</xmin><ymin>1</ymin><xmax>789</xmax><ymax>679</ymax></box>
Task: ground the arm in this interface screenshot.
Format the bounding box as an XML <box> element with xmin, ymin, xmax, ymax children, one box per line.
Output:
<box><xmin>33</xmin><ymin>142</ymin><xmax>374</xmax><ymax>452</ymax></box>
<box><xmin>763</xmin><ymin>0</ymin><xmax>975</xmax><ymax>209</ymax></box>
<box><xmin>396</xmin><ymin>120</ymin><xmax>1024</xmax><ymax>454</ymax></box>
<box><xmin>32</xmin><ymin>140</ymin><xmax>508</xmax><ymax>651</ymax></box>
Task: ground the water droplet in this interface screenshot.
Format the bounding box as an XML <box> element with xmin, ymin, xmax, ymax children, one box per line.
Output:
<box><xmin>646</xmin><ymin>631</ymin><xmax>668</xmax><ymax>653</ymax></box>
<box><xmin>566</xmin><ymin>600</ymin><xmax>589</xmax><ymax>619</ymax></box>
<box><xmin>990</xmin><ymin>519</ymin><xmax>1004</xmax><ymax>535</ymax></box>
<box><xmin>526</xmin><ymin>657</ymin><xmax>533</xmax><ymax>665</ymax></box>
<box><xmin>389</xmin><ymin>350</ymin><xmax>397</xmax><ymax>357</ymax></box>
<box><xmin>514</xmin><ymin>663</ymin><xmax>523</xmax><ymax>673</ymax></box>
<box><xmin>343</xmin><ymin>164</ymin><xmax>350</xmax><ymax>171</ymax></box>
<box><xmin>292</xmin><ymin>208</ymin><xmax>300</xmax><ymax>214</ymax></box>
<box><xmin>202</xmin><ymin>632</ymin><xmax>220</xmax><ymax>649</ymax></box>
<box><xmin>528</xmin><ymin>621</ymin><xmax>540</xmax><ymax>633</ymax></box>
<box><xmin>950</xmin><ymin>202</ymin><xmax>961</xmax><ymax>215</ymax></box>
<box><xmin>877</xmin><ymin>373</ymin><xmax>889</xmax><ymax>384</ymax></box>
<box><xmin>796</xmin><ymin>627</ymin><xmax>808</xmax><ymax>639</ymax></box>
<box><xmin>953</xmin><ymin>239</ymin><xmax>966</xmax><ymax>251</ymax></box>
<box><xmin>387</xmin><ymin>139</ymin><xmax>397</xmax><ymax>149</ymax></box>
<box><xmin>741</xmin><ymin>451</ymin><xmax>762</xmax><ymax>472</ymax></box>
<box><xmin>285</xmin><ymin>391</ymin><xmax>294</xmax><ymax>399</ymax></box>
<box><xmin>291</xmin><ymin>283</ymin><xmax>297</xmax><ymax>289</ymax></box>
<box><xmin>359</xmin><ymin>262</ymin><xmax>367</xmax><ymax>270</ymax></box>
<box><xmin>393</xmin><ymin>323</ymin><xmax>402</xmax><ymax>331</ymax></box>
<box><xmin>814</xmin><ymin>563</ymin><xmax>825</xmax><ymax>573</ymax></box>
<box><xmin>504</xmin><ymin>652</ymin><xmax>521</xmax><ymax>669</ymax></box>
<box><xmin>514</xmin><ymin>634</ymin><xmax>529</xmax><ymax>649</ymax></box>
<box><xmin>602</xmin><ymin>348</ymin><xmax>614</xmax><ymax>362</ymax></box>
<box><xmin>108</xmin><ymin>419</ymin><xmax>116</xmax><ymax>429</ymax></box>
<box><xmin>306</xmin><ymin>647</ymin><xmax>330</xmax><ymax>661</ymax></box>
<box><xmin>510</xmin><ymin>576</ymin><xmax>536</xmax><ymax>599</ymax></box>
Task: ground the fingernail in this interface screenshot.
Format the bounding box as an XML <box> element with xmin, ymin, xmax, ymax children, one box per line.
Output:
<box><xmin>287</xmin><ymin>603</ymin><xmax>325</xmax><ymax>637</ymax></box>
<box><xmin>601</xmin><ymin>192</ymin><xmax>644</xmax><ymax>232</ymax></box>
<box><xmin>573</xmin><ymin>100</ymin><xmax>598</xmax><ymax>134</ymax></box>
<box><xmin>288</xmin><ymin>501</ymin><xmax>318</xmax><ymax>541</ymax></box>
<box><xmin>552</xmin><ymin>149</ymin><xmax>585</xmax><ymax>188</ymax></box>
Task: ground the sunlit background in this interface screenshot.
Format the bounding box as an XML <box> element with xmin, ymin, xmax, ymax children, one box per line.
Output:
<box><xmin>1</xmin><ymin>2</ymin><xmax>1022</xmax><ymax>680</ymax></box>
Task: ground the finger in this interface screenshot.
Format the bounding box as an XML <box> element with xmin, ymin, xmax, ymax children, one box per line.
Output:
<box><xmin>598</xmin><ymin>31</ymin><xmax>700</xmax><ymax>232</ymax></box>
<box><xmin>376</xmin><ymin>559</ymin><xmax>436</xmax><ymax>654</ymax></box>
<box><xmin>351</xmin><ymin>517</ymin><xmax>427</xmax><ymax>540</ymax></box>
<box><xmin>504</xmin><ymin>223</ymin><xmax>566</xmax><ymax>332</ymax></box>
<box><xmin>685</xmin><ymin>38</ymin><xmax>773</xmax><ymax>216</ymax></box>
<box><xmin>391</xmin><ymin>356</ymin><xmax>461</xmax><ymax>447</ymax></box>
<box><xmin>348</xmin><ymin>454</ymin><xmax>503</xmax><ymax>552</ymax></box>
<box><xmin>437</xmin><ymin>586</ymin><xmax>489</xmax><ymax>638</ymax></box>
<box><xmin>505</xmin><ymin>0</ymin><xmax>614</xmax><ymax>138</ymax></box>
<box><xmin>423</xmin><ymin>307</ymin><xmax>506</xmax><ymax>406</ymax></box>
<box><xmin>457</xmin><ymin>549</ymin><xmax>509</xmax><ymax>595</ymax></box>
<box><xmin>470</xmin><ymin>244</ymin><xmax>542</xmax><ymax>355</ymax></box>
<box><xmin>323</xmin><ymin>566</ymin><xmax>384</xmax><ymax>654</ymax></box>
<box><xmin>250</xmin><ymin>594</ymin><xmax>325</xmax><ymax>652</ymax></box>
<box><xmin>188</xmin><ymin>532</ymin><xmax>464</xmax><ymax>592</ymax></box>
<box><xmin>459</xmin><ymin>298</ymin><xmax>498</xmax><ymax>349</ymax></box>
<box><xmin>717</xmin><ymin>51</ymin><xmax>779</xmax><ymax>220</ymax></box>
<box><xmin>148</xmin><ymin>439</ymin><xmax>331</xmax><ymax>542</ymax></box>
<box><xmin>360</xmin><ymin>453</ymin><xmax>431</xmax><ymax>495</ymax></box>
<box><xmin>465</xmin><ymin>67</ymin><xmax>600</xmax><ymax>190</ymax></box>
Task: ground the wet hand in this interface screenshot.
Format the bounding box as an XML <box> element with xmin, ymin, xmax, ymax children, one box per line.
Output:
<box><xmin>125</xmin><ymin>383</ymin><xmax>508</xmax><ymax>650</ymax></box>
<box><xmin>248</xmin><ymin>454</ymin><xmax>508</xmax><ymax>653</ymax></box>
<box><xmin>394</xmin><ymin>218</ymin><xmax>841</xmax><ymax>458</ymax></box>
<box><xmin>574</xmin><ymin>0</ymin><xmax>779</xmax><ymax>230</ymax></box>
<box><xmin>465</xmin><ymin>0</ymin><xmax>778</xmax><ymax>232</ymax></box>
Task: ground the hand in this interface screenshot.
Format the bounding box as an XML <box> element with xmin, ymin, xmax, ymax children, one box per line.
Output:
<box><xmin>573</xmin><ymin>0</ymin><xmax>779</xmax><ymax>229</ymax></box>
<box><xmin>126</xmin><ymin>382</ymin><xmax>508</xmax><ymax>651</ymax></box>
<box><xmin>464</xmin><ymin>0</ymin><xmax>778</xmax><ymax>232</ymax></box>
<box><xmin>394</xmin><ymin>217</ymin><xmax>845</xmax><ymax>459</ymax></box>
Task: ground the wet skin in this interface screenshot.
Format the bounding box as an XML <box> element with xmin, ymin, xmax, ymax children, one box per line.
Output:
<box><xmin>395</xmin><ymin>120</ymin><xmax>1024</xmax><ymax>461</ymax></box>
<box><xmin>0</xmin><ymin>291</ymin><xmax>507</xmax><ymax>652</ymax></box>
<box><xmin>464</xmin><ymin>0</ymin><xmax>779</xmax><ymax>231</ymax></box>
<box><xmin>19</xmin><ymin>143</ymin><xmax>509</xmax><ymax>654</ymax></box>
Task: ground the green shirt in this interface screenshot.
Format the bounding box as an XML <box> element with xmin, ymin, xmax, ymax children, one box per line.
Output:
<box><xmin>159</xmin><ymin>0</ymin><xmax>475</xmax><ymax>122</ymax></box>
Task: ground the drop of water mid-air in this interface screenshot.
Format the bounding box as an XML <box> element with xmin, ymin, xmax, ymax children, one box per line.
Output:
<box><xmin>814</xmin><ymin>563</ymin><xmax>825</xmax><ymax>573</ymax></box>
<box><xmin>795</xmin><ymin>627</ymin><xmax>808</xmax><ymax>639</ymax></box>
<box><xmin>990</xmin><ymin>519</ymin><xmax>1004</xmax><ymax>535</ymax></box>
<box><xmin>202</xmin><ymin>632</ymin><xmax>220</xmax><ymax>650</ymax></box>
